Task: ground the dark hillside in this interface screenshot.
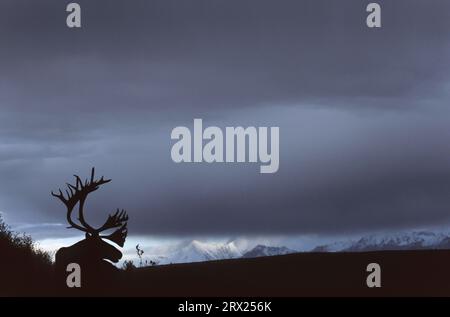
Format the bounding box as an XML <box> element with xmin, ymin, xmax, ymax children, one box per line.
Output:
<box><xmin>0</xmin><ymin>216</ymin><xmax>54</xmax><ymax>296</ymax></box>
<box><xmin>120</xmin><ymin>250</ymin><xmax>450</xmax><ymax>297</ymax></box>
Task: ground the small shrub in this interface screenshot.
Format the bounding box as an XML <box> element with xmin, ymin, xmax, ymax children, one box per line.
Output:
<box><xmin>0</xmin><ymin>215</ymin><xmax>53</xmax><ymax>295</ymax></box>
<box><xmin>122</xmin><ymin>260</ymin><xmax>136</xmax><ymax>271</ymax></box>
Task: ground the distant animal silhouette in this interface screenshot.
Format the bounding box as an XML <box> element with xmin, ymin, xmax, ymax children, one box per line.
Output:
<box><xmin>52</xmin><ymin>168</ymin><xmax>128</xmax><ymax>290</ymax></box>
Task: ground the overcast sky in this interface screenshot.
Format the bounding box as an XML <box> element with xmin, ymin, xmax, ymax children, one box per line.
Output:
<box><xmin>1</xmin><ymin>0</ymin><xmax>450</xmax><ymax>241</ymax></box>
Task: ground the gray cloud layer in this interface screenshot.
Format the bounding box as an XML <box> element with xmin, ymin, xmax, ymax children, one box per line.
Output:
<box><xmin>1</xmin><ymin>0</ymin><xmax>450</xmax><ymax>237</ymax></box>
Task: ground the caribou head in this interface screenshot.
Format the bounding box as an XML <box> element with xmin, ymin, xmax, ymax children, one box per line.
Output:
<box><xmin>52</xmin><ymin>168</ymin><xmax>128</xmax><ymax>265</ymax></box>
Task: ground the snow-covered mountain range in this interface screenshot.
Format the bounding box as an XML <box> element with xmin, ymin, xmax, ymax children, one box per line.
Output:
<box><xmin>124</xmin><ymin>230</ymin><xmax>450</xmax><ymax>266</ymax></box>
<box><xmin>156</xmin><ymin>240</ymin><xmax>242</xmax><ymax>264</ymax></box>
<box><xmin>143</xmin><ymin>240</ymin><xmax>294</xmax><ymax>265</ymax></box>
<box><xmin>312</xmin><ymin>231</ymin><xmax>450</xmax><ymax>252</ymax></box>
<box><xmin>242</xmin><ymin>245</ymin><xmax>295</xmax><ymax>258</ymax></box>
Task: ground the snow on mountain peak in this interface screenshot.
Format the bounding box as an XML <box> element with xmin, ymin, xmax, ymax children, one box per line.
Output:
<box><xmin>312</xmin><ymin>230</ymin><xmax>450</xmax><ymax>252</ymax></box>
<box><xmin>156</xmin><ymin>240</ymin><xmax>243</xmax><ymax>264</ymax></box>
<box><xmin>242</xmin><ymin>245</ymin><xmax>296</xmax><ymax>258</ymax></box>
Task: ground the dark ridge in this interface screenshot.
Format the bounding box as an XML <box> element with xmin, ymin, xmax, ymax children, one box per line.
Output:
<box><xmin>0</xmin><ymin>215</ymin><xmax>54</xmax><ymax>296</ymax></box>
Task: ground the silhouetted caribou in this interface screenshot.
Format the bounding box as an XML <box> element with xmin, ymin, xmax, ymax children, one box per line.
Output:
<box><xmin>52</xmin><ymin>168</ymin><xmax>128</xmax><ymax>290</ymax></box>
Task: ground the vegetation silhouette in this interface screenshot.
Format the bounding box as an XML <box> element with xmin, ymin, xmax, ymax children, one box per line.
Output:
<box><xmin>0</xmin><ymin>215</ymin><xmax>53</xmax><ymax>296</ymax></box>
<box><xmin>51</xmin><ymin>167</ymin><xmax>129</xmax><ymax>293</ymax></box>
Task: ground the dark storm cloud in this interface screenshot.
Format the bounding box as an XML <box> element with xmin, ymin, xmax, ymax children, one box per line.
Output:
<box><xmin>1</xmin><ymin>0</ymin><xmax>450</xmax><ymax>237</ymax></box>
<box><xmin>1</xmin><ymin>0</ymin><xmax>449</xmax><ymax>116</ymax></box>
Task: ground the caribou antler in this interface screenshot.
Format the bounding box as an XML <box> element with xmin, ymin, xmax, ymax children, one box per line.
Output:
<box><xmin>96</xmin><ymin>209</ymin><xmax>128</xmax><ymax>232</ymax></box>
<box><xmin>51</xmin><ymin>167</ymin><xmax>111</xmax><ymax>233</ymax></box>
<box><xmin>97</xmin><ymin>208</ymin><xmax>129</xmax><ymax>246</ymax></box>
<box><xmin>52</xmin><ymin>167</ymin><xmax>129</xmax><ymax>246</ymax></box>
<box><xmin>101</xmin><ymin>223</ymin><xmax>128</xmax><ymax>247</ymax></box>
